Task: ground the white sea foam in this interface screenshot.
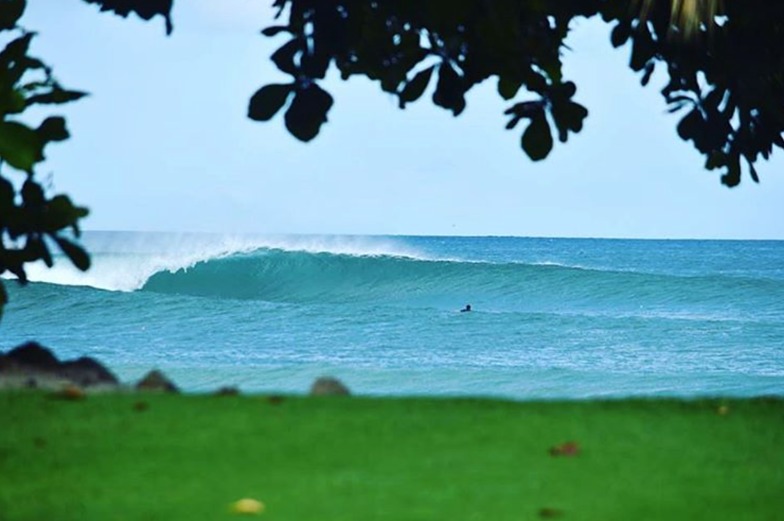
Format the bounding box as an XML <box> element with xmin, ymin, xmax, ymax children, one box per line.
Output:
<box><xmin>10</xmin><ymin>231</ymin><xmax>427</xmax><ymax>292</ymax></box>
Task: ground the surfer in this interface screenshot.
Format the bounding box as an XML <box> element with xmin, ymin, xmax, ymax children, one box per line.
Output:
<box><xmin>460</xmin><ymin>304</ymin><xmax>472</xmax><ymax>312</ymax></box>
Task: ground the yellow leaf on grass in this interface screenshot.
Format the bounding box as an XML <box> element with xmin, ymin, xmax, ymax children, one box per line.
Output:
<box><xmin>231</xmin><ymin>498</ymin><xmax>265</xmax><ymax>515</ymax></box>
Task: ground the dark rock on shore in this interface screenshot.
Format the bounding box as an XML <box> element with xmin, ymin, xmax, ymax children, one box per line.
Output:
<box><xmin>310</xmin><ymin>376</ymin><xmax>350</xmax><ymax>396</ymax></box>
<box><xmin>60</xmin><ymin>357</ymin><xmax>119</xmax><ymax>387</ymax></box>
<box><xmin>135</xmin><ymin>369</ymin><xmax>179</xmax><ymax>393</ymax></box>
<box><xmin>0</xmin><ymin>342</ymin><xmax>119</xmax><ymax>390</ymax></box>
<box><xmin>6</xmin><ymin>342</ymin><xmax>60</xmax><ymax>369</ymax></box>
<box><xmin>214</xmin><ymin>386</ymin><xmax>240</xmax><ymax>396</ymax></box>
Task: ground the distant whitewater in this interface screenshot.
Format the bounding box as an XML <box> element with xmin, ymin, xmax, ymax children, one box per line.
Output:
<box><xmin>3</xmin><ymin>232</ymin><xmax>783</xmax><ymax>398</ymax></box>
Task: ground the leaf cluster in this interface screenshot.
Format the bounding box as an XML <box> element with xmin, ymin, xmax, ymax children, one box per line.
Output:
<box><xmin>254</xmin><ymin>0</ymin><xmax>783</xmax><ymax>185</ymax></box>
<box><xmin>0</xmin><ymin>0</ymin><xmax>90</xmax><ymax>316</ymax></box>
<box><xmin>81</xmin><ymin>0</ymin><xmax>173</xmax><ymax>34</ymax></box>
<box><xmin>251</xmin><ymin>0</ymin><xmax>595</xmax><ymax>160</ymax></box>
<box><xmin>605</xmin><ymin>0</ymin><xmax>784</xmax><ymax>186</ymax></box>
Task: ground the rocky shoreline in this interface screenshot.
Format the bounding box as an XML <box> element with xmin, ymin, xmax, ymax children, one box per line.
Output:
<box><xmin>0</xmin><ymin>342</ymin><xmax>174</xmax><ymax>393</ymax></box>
<box><xmin>0</xmin><ymin>342</ymin><xmax>351</xmax><ymax>396</ymax></box>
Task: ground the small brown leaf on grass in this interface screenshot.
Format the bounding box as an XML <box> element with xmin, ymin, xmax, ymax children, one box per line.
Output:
<box><xmin>549</xmin><ymin>441</ymin><xmax>581</xmax><ymax>457</ymax></box>
<box><xmin>539</xmin><ymin>507</ymin><xmax>564</xmax><ymax>518</ymax></box>
<box><xmin>52</xmin><ymin>384</ymin><xmax>85</xmax><ymax>401</ymax></box>
<box><xmin>267</xmin><ymin>395</ymin><xmax>285</xmax><ymax>405</ymax></box>
<box><xmin>717</xmin><ymin>405</ymin><xmax>730</xmax><ymax>416</ymax></box>
<box><xmin>133</xmin><ymin>401</ymin><xmax>149</xmax><ymax>412</ymax></box>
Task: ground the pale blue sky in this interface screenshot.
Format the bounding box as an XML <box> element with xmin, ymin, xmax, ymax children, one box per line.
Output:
<box><xmin>19</xmin><ymin>0</ymin><xmax>784</xmax><ymax>239</ymax></box>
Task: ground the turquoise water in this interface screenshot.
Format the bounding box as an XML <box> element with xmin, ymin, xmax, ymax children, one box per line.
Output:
<box><xmin>2</xmin><ymin>232</ymin><xmax>783</xmax><ymax>398</ymax></box>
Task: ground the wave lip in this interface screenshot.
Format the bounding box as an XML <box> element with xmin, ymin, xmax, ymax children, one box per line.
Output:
<box><xmin>11</xmin><ymin>232</ymin><xmax>426</xmax><ymax>292</ymax></box>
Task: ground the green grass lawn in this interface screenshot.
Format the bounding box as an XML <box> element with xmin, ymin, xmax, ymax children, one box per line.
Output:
<box><xmin>1</xmin><ymin>392</ymin><xmax>782</xmax><ymax>521</ymax></box>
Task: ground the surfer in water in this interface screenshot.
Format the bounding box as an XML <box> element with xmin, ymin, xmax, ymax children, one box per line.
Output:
<box><xmin>460</xmin><ymin>304</ymin><xmax>472</xmax><ymax>312</ymax></box>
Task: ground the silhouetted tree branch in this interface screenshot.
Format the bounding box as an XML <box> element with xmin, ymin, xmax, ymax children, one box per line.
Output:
<box><xmin>252</xmin><ymin>0</ymin><xmax>783</xmax><ymax>187</ymax></box>
<box><xmin>0</xmin><ymin>0</ymin><xmax>90</xmax><ymax>318</ymax></box>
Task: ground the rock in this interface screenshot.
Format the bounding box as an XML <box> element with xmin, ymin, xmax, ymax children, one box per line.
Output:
<box><xmin>215</xmin><ymin>386</ymin><xmax>240</xmax><ymax>396</ymax></box>
<box><xmin>5</xmin><ymin>342</ymin><xmax>60</xmax><ymax>370</ymax></box>
<box><xmin>309</xmin><ymin>376</ymin><xmax>350</xmax><ymax>396</ymax></box>
<box><xmin>135</xmin><ymin>370</ymin><xmax>179</xmax><ymax>393</ymax></box>
<box><xmin>59</xmin><ymin>357</ymin><xmax>119</xmax><ymax>387</ymax></box>
<box><xmin>0</xmin><ymin>343</ymin><xmax>119</xmax><ymax>391</ymax></box>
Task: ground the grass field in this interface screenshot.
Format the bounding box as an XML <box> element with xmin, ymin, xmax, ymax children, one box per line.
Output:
<box><xmin>1</xmin><ymin>392</ymin><xmax>782</xmax><ymax>521</ymax></box>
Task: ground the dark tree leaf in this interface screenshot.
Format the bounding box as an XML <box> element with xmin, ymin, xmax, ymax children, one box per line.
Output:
<box><xmin>0</xmin><ymin>121</ymin><xmax>42</xmax><ymax>172</ymax></box>
<box><xmin>677</xmin><ymin>109</ymin><xmax>703</xmax><ymax>142</ymax></box>
<box><xmin>721</xmin><ymin>156</ymin><xmax>741</xmax><ymax>187</ymax></box>
<box><xmin>300</xmin><ymin>46</ymin><xmax>331</xmax><ymax>80</ymax></box>
<box><xmin>497</xmin><ymin>76</ymin><xmax>522</xmax><ymax>100</ymax></box>
<box><xmin>0</xmin><ymin>33</ymin><xmax>34</xmax><ymax>82</ymax></box>
<box><xmin>0</xmin><ymin>0</ymin><xmax>25</xmax><ymax>30</ymax></box>
<box><xmin>262</xmin><ymin>26</ymin><xmax>290</xmax><ymax>37</ymax></box>
<box><xmin>41</xmin><ymin>245</ymin><xmax>53</xmax><ymax>268</ymax></box>
<box><xmin>37</xmin><ymin>116</ymin><xmax>69</xmax><ymax>143</ymax></box>
<box><xmin>748</xmin><ymin>160</ymin><xmax>759</xmax><ymax>183</ymax></box>
<box><xmin>703</xmin><ymin>88</ymin><xmax>725</xmax><ymax>113</ymax></box>
<box><xmin>504</xmin><ymin>101</ymin><xmax>544</xmax><ymax>119</ymax></box>
<box><xmin>0</xmin><ymin>88</ymin><xmax>25</xmax><ymax>114</ymax></box>
<box><xmin>505</xmin><ymin>100</ymin><xmax>544</xmax><ymax>130</ymax></box>
<box><xmin>284</xmin><ymin>83</ymin><xmax>334</xmax><ymax>142</ymax></box>
<box><xmin>505</xmin><ymin>116</ymin><xmax>521</xmax><ymax>130</ymax></box>
<box><xmin>28</xmin><ymin>237</ymin><xmax>53</xmax><ymax>268</ymax></box>
<box><xmin>705</xmin><ymin>151</ymin><xmax>726</xmax><ymax>170</ymax></box>
<box><xmin>26</xmin><ymin>88</ymin><xmax>88</xmax><ymax>106</ymax></box>
<box><xmin>21</xmin><ymin>179</ymin><xmax>45</xmax><ymax>206</ymax></box>
<box><xmin>53</xmin><ymin>236</ymin><xmax>91</xmax><ymax>271</ymax></box>
<box><xmin>45</xmin><ymin>195</ymin><xmax>90</xmax><ymax>232</ymax></box>
<box><xmin>522</xmin><ymin>113</ymin><xmax>553</xmax><ymax>161</ymax></box>
<box><xmin>272</xmin><ymin>0</ymin><xmax>286</xmax><ymax>19</ymax></box>
<box><xmin>0</xmin><ymin>177</ymin><xmax>13</xmax><ymax>212</ymax></box>
<box><xmin>271</xmin><ymin>38</ymin><xmax>302</xmax><ymax>76</ymax></box>
<box><xmin>667</xmin><ymin>102</ymin><xmax>689</xmax><ymax>113</ymax></box>
<box><xmin>433</xmin><ymin>62</ymin><xmax>466</xmax><ymax>116</ymax></box>
<box><xmin>82</xmin><ymin>0</ymin><xmax>173</xmax><ymax>34</ymax></box>
<box><xmin>551</xmin><ymin>101</ymin><xmax>588</xmax><ymax>142</ymax></box>
<box><xmin>399</xmin><ymin>66</ymin><xmax>434</xmax><ymax>108</ymax></box>
<box><xmin>630</xmin><ymin>38</ymin><xmax>654</xmax><ymax>72</ymax></box>
<box><xmin>641</xmin><ymin>62</ymin><xmax>655</xmax><ymax>86</ymax></box>
<box><xmin>248</xmin><ymin>84</ymin><xmax>293</xmax><ymax>122</ymax></box>
<box><xmin>611</xmin><ymin>22</ymin><xmax>630</xmax><ymax>48</ymax></box>
<box><xmin>558</xmin><ymin>81</ymin><xmax>577</xmax><ymax>100</ymax></box>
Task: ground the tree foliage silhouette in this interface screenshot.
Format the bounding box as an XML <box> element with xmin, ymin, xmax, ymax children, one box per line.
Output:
<box><xmin>1</xmin><ymin>0</ymin><xmax>782</xmax><ymax>314</ymax></box>
<box><xmin>0</xmin><ymin>0</ymin><xmax>89</xmax><ymax>317</ymax></box>
<box><xmin>249</xmin><ymin>0</ymin><xmax>783</xmax><ymax>187</ymax></box>
<box><xmin>69</xmin><ymin>0</ymin><xmax>784</xmax><ymax>187</ymax></box>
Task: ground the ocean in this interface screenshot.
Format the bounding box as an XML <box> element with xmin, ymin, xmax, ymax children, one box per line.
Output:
<box><xmin>2</xmin><ymin>232</ymin><xmax>783</xmax><ymax>399</ymax></box>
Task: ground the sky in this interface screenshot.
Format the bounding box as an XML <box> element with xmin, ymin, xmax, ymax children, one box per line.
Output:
<box><xmin>16</xmin><ymin>0</ymin><xmax>784</xmax><ymax>239</ymax></box>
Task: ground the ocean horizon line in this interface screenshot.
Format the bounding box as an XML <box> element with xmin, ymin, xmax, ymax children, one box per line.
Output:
<box><xmin>79</xmin><ymin>229</ymin><xmax>784</xmax><ymax>243</ymax></box>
